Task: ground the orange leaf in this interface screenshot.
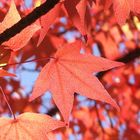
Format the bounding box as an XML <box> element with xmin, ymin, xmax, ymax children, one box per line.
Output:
<box><xmin>0</xmin><ymin>112</ymin><xmax>65</xmax><ymax>140</ymax></box>
<box><xmin>0</xmin><ymin>0</ymin><xmax>40</xmax><ymax>51</ymax></box>
<box><xmin>30</xmin><ymin>41</ymin><xmax>124</xmax><ymax>123</ymax></box>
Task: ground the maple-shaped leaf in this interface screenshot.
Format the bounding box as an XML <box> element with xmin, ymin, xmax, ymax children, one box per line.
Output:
<box><xmin>0</xmin><ymin>0</ymin><xmax>40</xmax><ymax>51</ymax></box>
<box><xmin>0</xmin><ymin>112</ymin><xmax>65</xmax><ymax>140</ymax></box>
<box><xmin>112</xmin><ymin>0</ymin><xmax>140</xmax><ymax>24</ymax></box>
<box><xmin>0</xmin><ymin>69</ymin><xmax>16</xmax><ymax>77</ymax></box>
<box><xmin>30</xmin><ymin>41</ymin><xmax>124</xmax><ymax>123</ymax></box>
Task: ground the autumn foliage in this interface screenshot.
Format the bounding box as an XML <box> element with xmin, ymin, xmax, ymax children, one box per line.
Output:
<box><xmin>0</xmin><ymin>0</ymin><xmax>140</xmax><ymax>140</ymax></box>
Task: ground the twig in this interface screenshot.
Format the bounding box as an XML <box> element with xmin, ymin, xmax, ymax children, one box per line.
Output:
<box><xmin>94</xmin><ymin>102</ymin><xmax>105</xmax><ymax>133</ymax></box>
<box><xmin>0</xmin><ymin>86</ymin><xmax>16</xmax><ymax>120</ymax></box>
<box><xmin>0</xmin><ymin>0</ymin><xmax>60</xmax><ymax>45</ymax></box>
<box><xmin>0</xmin><ymin>56</ymin><xmax>55</xmax><ymax>68</ymax></box>
<box><xmin>117</xmin><ymin>48</ymin><xmax>140</xmax><ymax>63</ymax></box>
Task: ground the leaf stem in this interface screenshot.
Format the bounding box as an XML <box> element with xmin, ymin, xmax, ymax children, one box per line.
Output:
<box><xmin>0</xmin><ymin>56</ymin><xmax>55</xmax><ymax>67</ymax></box>
<box><xmin>0</xmin><ymin>86</ymin><xmax>16</xmax><ymax>120</ymax></box>
<box><xmin>106</xmin><ymin>109</ymin><xmax>114</xmax><ymax>128</ymax></box>
<box><xmin>94</xmin><ymin>102</ymin><xmax>105</xmax><ymax>134</ymax></box>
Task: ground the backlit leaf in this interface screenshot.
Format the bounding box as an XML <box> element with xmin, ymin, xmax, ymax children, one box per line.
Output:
<box><xmin>30</xmin><ymin>41</ymin><xmax>124</xmax><ymax>123</ymax></box>
<box><xmin>0</xmin><ymin>0</ymin><xmax>40</xmax><ymax>51</ymax></box>
<box><xmin>0</xmin><ymin>112</ymin><xmax>65</xmax><ymax>140</ymax></box>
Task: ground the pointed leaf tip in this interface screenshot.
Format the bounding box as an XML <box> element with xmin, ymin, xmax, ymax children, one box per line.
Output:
<box><xmin>31</xmin><ymin>41</ymin><xmax>124</xmax><ymax>123</ymax></box>
<box><xmin>0</xmin><ymin>69</ymin><xmax>16</xmax><ymax>77</ymax></box>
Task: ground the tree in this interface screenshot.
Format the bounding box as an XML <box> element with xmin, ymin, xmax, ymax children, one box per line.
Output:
<box><xmin>0</xmin><ymin>0</ymin><xmax>140</xmax><ymax>139</ymax></box>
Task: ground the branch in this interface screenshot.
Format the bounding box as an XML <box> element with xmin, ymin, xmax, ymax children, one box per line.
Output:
<box><xmin>0</xmin><ymin>0</ymin><xmax>60</xmax><ymax>45</ymax></box>
<box><xmin>117</xmin><ymin>48</ymin><xmax>140</xmax><ymax>63</ymax></box>
<box><xmin>97</xmin><ymin>48</ymin><xmax>140</xmax><ymax>78</ymax></box>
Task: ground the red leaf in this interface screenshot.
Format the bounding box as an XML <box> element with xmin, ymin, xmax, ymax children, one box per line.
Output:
<box><xmin>0</xmin><ymin>47</ymin><xmax>11</xmax><ymax>66</ymax></box>
<box><xmin>95</xmin><ymin>32</ymin><xmax>120</xmax><ymax>60</ymax></box>
<box><xmin>64</xmin><ymin>0</ymin><xmax>91</xmax><ymax>35</ymax></box>
<box><xmin>0</xmin><ymin>69</ymin><xmax>16</xmax><ymax>77</ymax></box>
<box><xmin>130</xmin><ymin>0</ymin><xmax>140</xmax><ymax>13</ymax></box>
<box><xmin>0</xmin><ymin>0</ymin><xmax>40</xmax><ymax>51</ymax></box>
<box><xmin>37</xmin><ymin>3</ymin><xmax>61</xmax><ymax>46</ymax></box>
<box><xmin>0</xmin><ymin>112</ymin><xmax>65</xmax><ymax>140</ymax></box>
<box><xmin>30</xmin><ymin>41</ymin><xmax>124</xmax><ymax>123</ymax></box>
<box><xmin>113</xmin><ymin>0</ymin><xmax>140</xmax><ymax>24</ymax></box>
